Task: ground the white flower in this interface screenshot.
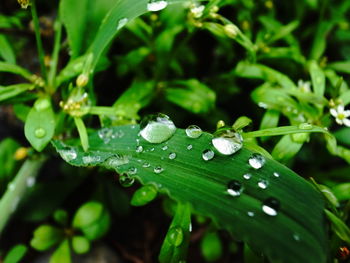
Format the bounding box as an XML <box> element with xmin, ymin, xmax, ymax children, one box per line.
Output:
<box><xmin>190</xmin><ymin>4</ymin><xmax>205</xmax><ymax>18</ymax></box>
<box><xmin>330</xmin><ymin>105</ymin><xmax>350</xmax><ymax>126</ymax></box>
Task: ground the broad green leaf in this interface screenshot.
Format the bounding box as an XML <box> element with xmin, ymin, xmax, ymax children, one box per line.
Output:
<box><xmin>165</xmin><ymin>79</ymin><xmax>216</xmax><ymax>114</ymax></box>
<box><xmin>0</xmin><ymin>84</ymin><xmax>34</xmax><ymax>102</ymax></box>
<box><xmin>0</xmin><ymin>61</ymin><xmax>32</xmax><ymax>80</ymax></box>
<box><xmin>328</xmin><ymin>61</ymin><xmax>350</xmax><ymax>74</ymax></box>
<box><xmin>271</xmin><ymin>135</ymin><xmax>303</xmax><ymax>162</ymax></box>
<box><xmin>3</xmin><ymin>244</ymin><xmax>27</xmax><ymax>263</ymax></box>
<box><xmin>53</xmin><ymin>124</ymin><xmax>328</xmax><ymax>263</ymax></box>
<box><xmin>50</xmin><ymin>240</ymin><xmax>71</xmax><ymax>263</ymax></box>
<box><xmin>309</xmin><ymin>60</ymin><xmax>326</xmax><ymax>97</ymax></box>
<box><xmin>30</xmin><ymin>225</ymin><xmax>64</xmax><ymax>251</ymax></box>
<box><xmin>24</xmin><ymin>97</ymin><xmax>56</xmax><ymax>152</ymax></box>
<box><xmin>0</xmin><ymin>35</ymin><xmax>16</xmax><ymax>64</ymax></box>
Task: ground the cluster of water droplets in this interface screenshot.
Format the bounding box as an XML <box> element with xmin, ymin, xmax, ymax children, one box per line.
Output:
<box><xmin>98</xmin><ymin>127</ymin><xmax>125</xmax><ymax>144</ymax></box>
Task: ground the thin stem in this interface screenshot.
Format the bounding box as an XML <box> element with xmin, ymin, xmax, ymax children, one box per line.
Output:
<box><xmin>48</xmin><ymin>20</ymin><xmax>62</xmax><ymax>93</ymax></box>
<box><xmin>31</xmin><ymin>0</ymin><xmax>48</xmax><ymax>82</ymax></box>
<box><xmin>0</xmin><ymin>158</ymin><xmax>46</xmax><ymax>236</ymax></box>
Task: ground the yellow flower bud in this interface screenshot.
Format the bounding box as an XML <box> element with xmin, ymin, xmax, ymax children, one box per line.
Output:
<box><xmin>224</xmin><ymin>24</ymin><xmax>239</xmax><ymax>39</ymax></box>
<box><xmin>14</xmin><ymin>147</ymin><xmax>28</xmax><ymax>160</ymax></box>
<box><xmin>17</xmin><ymin>0</ymin><xmax>31</xmax><ymax>9</ymax></box>
<box><xmin>76</xmin><ymin>74</ymin><xmax>89</xmax><ymax>88</ymax></box>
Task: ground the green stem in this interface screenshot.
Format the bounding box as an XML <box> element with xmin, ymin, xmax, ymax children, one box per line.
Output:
<box><xmin>0</xmin><ymin>158</ymin><xmax>46</xmax><ymax>236</ymax></box>
<box><xmin>89</xmin><ymin>106</ymin><xmax>118</xmax><ymax>115</ymax></box>
<box><xmin>48</xmin><ymin>20</ymin><xmax>62</xmax><ymax>93</ymax></box>
<box><xmin>31</xmin><ymin>0</ymin><xmax>48</xmax><ymax>82</ymax></box>
<box><xmin>74</xmin><ymin>117</ymin><xmax>89</xmax><ymax>151</ymax></box>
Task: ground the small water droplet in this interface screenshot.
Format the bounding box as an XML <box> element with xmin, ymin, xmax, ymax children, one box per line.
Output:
<box><xmin>212</xmin><ymin>130</ymin><xmax>243</xmax><ymax>155</ymax></box>
<box><xmin>140</xmin><ymin>113</ymin><xmax>176</xmax><ymax>144</ymax></box>
<box><xmin>98</xmin><ymin>128</ymin><xmax>114</xmax><ymax>143</ymax></box>
<box><xmin>168</xmin><ymin>226</ymin><xmax>183</xmax><ymax>247</ymax></box>
<box><xmin>258</xmin><ymin>102</ymin><xmax>268</xmax><ymax>109</ymax></box>
<box><xmin>189</xmin><ymin>222</ymin><xmax>192</xmax><ymax>232</ymax></box>
<box><xmin>185</xmin><ymin>125</ymin><xmax>202</xmax><ymax>138</ymax></box>
<box><xmin>187</xmin><ymin>144</ymin><xmax>193</xmax><ymax>150</ymax></box>
<box><xmin>154</xmin><ymin>166</ymin><xmax>164</xmax><ymax>174</ymax></box>
<box><xmin>262</xmin><ymin>197</ymin><xmax>280</xmax><ymax>216</ymax></box>
<box><xmin>227</xmin><ymin>180</ymin><xmax>244</xmax><ymax>197</ymax></box>
<box><xmin>142</xmin><ymin>162</ymin><xmax>150</xmax><ymax>168</ymax></box>
<box><xmin>117</xmin><ymin>17</ymin><xmax>128</xmax><ymax>30</ymax></box>
<box><xmin>128</xmin><ymin>167</ymin><xmax>138</xmax><ymax>175</ymax></box>
<box><xmin>248</xmin><ymin>153</ymin><xmax>265</xmax><ymax>169</ymax></box>
<box><xmin>34</xmin><ymin>128</ymin><xmax>46</xmax><ymax>138</ymax></box>
<box><xmin>82</xmin><ymin>155</ymin><xmax>101</xmax><ymax>164</ymax></box>
<box><xmin>8</xmin><ymin>183</ymin><xmax>15</xmax><ymax>191</ymax></box>
<box><xmin>273</xmin><ymin>172</ymin><xmax>280</xmax><ymax>177</ymax></box>
<box><xmin>136</xmin><ymin>145</ymin><xmax>143</xmax><ymax>153</ymax></box>
<box><xmin>298</xmin><ymin>123</ymin><xmax>313</xmax><ymax>130</ymax></box>
<box><xmin>258</xmin><ymin>179</ymin><xmax>269</xmax><ymax>189</ymax></box>
<box><xmin>150</xmin><ymin>147</ymin><xmax>155</xmax><ymax>151</ymax></box>
<box><xmin>11</xmin><ymin>197</ymin><xmax>20</xmax><ymax>212</ymax></box>
<box><xmin>26</xmin><ymin>177</ymin><xmax>35</xmax><ymax>187</ymax></box>
<box><xmin>105</xmin><ymin>154</ymin><xmax>129</xmax><ymax>168</ymax></box>
<box><xmin>243</xmin><ymin>173</ymin><xmax>252</xmax><ymax>180</ymax></box>
<box><xmin>202</xmin><ymin>149</ymin><xmax>214</xmax><ymax>161</ymax></box>
<box><xmin>162</xmin><ymin>145</ymin><xmax>168</xmax><ymax>151</ymax></box>
<box><xmin>59</xmin><ymin>148</ymin><xmax>77</xmax><ymax>162</ymax></box>
<box><xmin>247</xmin><ymin>211</ymin><xmax>255</xmax><ymax>217</ymax></box>
<box><xmin>293</xmin><ymin>233</ymin><xmax>300</xmax><ymax>241</ymax></box>
<box><xmin>147</xmin><ymin>0</ymin><xmax>168</xmax><ymax>12</ymax></box>
<box><xmin>169</xmin><ymin>152</ymin><xmax>177</xmax><ymax>160</ymax></box>
<box><xmin>119</xmin><ymin>174</ymin><xmax>135</xmax><ymax>187</ymax></box>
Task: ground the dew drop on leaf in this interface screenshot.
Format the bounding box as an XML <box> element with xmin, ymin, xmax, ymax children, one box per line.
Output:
<box><xmin>298</xmin><ymin>123</ymin><xmax>313</xmax><ymax>130</ymax></box>
<box><xmin>154</xmin><ymin>166</ymin><xmax>164</xmax><ymax>174</ymax></box>
<box><xmin>293</xmin><ymin>233</ymin><xmax>300</xmax><ymax>241</ymax></box>
<box><xmin>140</xmin><ymin>113</ymin><xmax>176</xmax><ymax>144</ymax></box>
<box><xmin>258</xmin><ymin>179</ymin><xmax>269</xmax><ymax>189</ymax></box>
<box><xmin>185</xmin><ymin>125</ymin><xmax>202</xmax><ymax>138</ymax></box>
<box><xmin>117</xmin><ymin>17</ymin><xmax>128</xmax><ymax>30</ymax></box>
<box><xmin>98</xmin><ymin>128</ymin><xmax>114</xmax><ymax>144</ymax></box>
<box><xmin>128</xmin><ymin>167</ymin><xmax>138</xmax><ymax>175</ymax></box>
<box><xmin>273</xmin><ymin>172</ymin><xmax>280</xmax><ymax>177</ymax></box>
<box><xmin>167</xmin><ymin>226</ymin><xmax>184</xmax><ymax>247</ymax></box>
<box><xmin>169</xmin><ymin>152</ymin><xmax>177</xmax><ymax>160</ymax></box>
<box><xmin>243</xmin><ymin>173</ymin><xmax>252</xmax><ymax>180</ymax></box>
<box><xmin>59</xmin><ymin>148</ymin><xmax>77</xmax><ymax>162</ymax></box>
<box><xmin>202</xmin><ymin>149</ymin><xmax>214</xmax><ymax>161</ymax></box>
<box><xmin>162</xmin><ymin>145</ymin><xmax>168</xmax><ymax>151</ymax></box>
<box><xmin>142</xmin><ymin>162</ymin><xmax>150</xmax><ymax>168</ymax></box>
<box><xmin>26</xmin><ymin>177</ymin><xmax>35</xmax><ymax>187</ymax></box>
<box><xmin>227</xmin><ymin>180</ymin><xmax>244</xmax><ymax>197</ymax></box>
<box><xmin>136</xmin><ymin>145</ymin><xmax>143</xmax><ymax>153</ymax></box>
<box><xmin>187</xmin><ymin>144</ymin><xmax>193</xmax><ymax>150</ymax></box>
<box><xmin>119</xmin><ymin>174</ymin><xmax>135</xmax><ymax>187</ymax></box>
<box><xmin>147</xmin><ymin>0</ymin><xmax>168</xmax><ymax>12</ymax></box>
<box><xmin>8</xmin><ymin>183</ymin><xmax>15</xmax><ymax>191</ymax></box>
<box><xmin>247</xmin><ymin>211</ymin><xmax>255</xmax><ymax>217</ymax></box>
<box><xmin>262</xmin><ymin>197</ymin><xmax>280</xmax><ymax>216</ymax></box>
<box><xmin>212</xmin><ymin>130</ymin><xmax>243</xmax><ymax>155</ymax></box>
<box><xmin>248</xmin><ymin>153</ymin><xmax>265</xmax><ymax>169</ymax></box>
<box><xmin>34</xmin><ymin>128</ymin><xmax>46</xmax><ymax>138</ymax></box>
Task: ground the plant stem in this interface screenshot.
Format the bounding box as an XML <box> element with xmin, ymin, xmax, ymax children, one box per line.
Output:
<box><xmin>0</xmin><ymin>158</ymin><xmax>46</xmax><ymax>236</ymax></box>
<box><xmin>48</xmin><ymin>20</ymin><xmax>62</xmax><ymax>93</ymax></box>
<box><xmin>31</xmin><ymin>0</ymin><xmax>48</xmax><ymax>82</ymax></box>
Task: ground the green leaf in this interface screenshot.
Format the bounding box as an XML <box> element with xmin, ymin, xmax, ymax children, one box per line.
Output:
<box><xmin>72</xmin><ymin>236</ymin><xmax>90</xmax><ymax>254</ymax></box>
<box><xmin>325</xmin><ymin>210</ymin><xmax>350</xmax><ymax>245</ymax></box>
<box><xmin>53</xmin><ymin>124</ymin><xmax>328</xmax><ymax>263</ymax></box>
<box><xmin>74</xmin><ymin>117</ymin><xmax>89</xmax><ymax>151</ymax></box>
<box><xmin>328</xmin><ymin>61</ymin><xmax>350</xmax><ymax>74</ymax></box>
<box><xmin>0</xmin><ymin>84</ymin><xmax>34</xmax><ymax>102</ymax></box>
<box><xmin>0</xmin><ymin>61</ymin><xmax>32</xmax><ymax>80</ymax></box>
<box><xmin>72</xmin><ymin>201</ymin><xmax>104</xmax><ymax>229</ymax></box>
<box><xmin>24</xmin><ymin>97</ymin><xmax>56</xmax><ymax>152</ymax></box>
<box><xmin>3</xmin><ymin>244</ymin><xmax>27</xmax><ymax>263</ymax></box>
<box><xmin>309</xmin><ymin>60</ymin><xmax>326</xmax><ymax>97</ymax></box>
<box><xmin>165</xmin><ymin>79</ymin><xmax>216</xmax><ymax>114</ymax></box>
<box><xmin>332</xmin><ymin>183</ymin><xmax>350</xmax><ymax>201</ymax></box>
<box><xmin>260</xmin><ymin>110</ymin><xmax>280</xmax><ymax>131</ymax></box>
<box><xmin>0</xmin><ymin>138</ymin><xmax>20</xmax><ymax>180</ymax></box>
<box><xmin>30</xmin><ymin>225</ymin><xmax>64</xmax><ymax>251</ymax></box>
<box><xmin>200</xmin><ymin>231</ymin><xmax>223</xmax><ymax>262</ymax></box>
<box><xmin>271</xmin><ymin>135</ymin><xmax>303</xmax><ymax>162</ymax></box>
<box><xmin>309</xmin><ymin>21</ymin><xmax>334</xmax><ymax>60</ymax></box>
<box><xmin>131</xmin><ymin>184</ymin><xmax>158</xmax><ymax>206</ymax></box>
<box><xmin>50</xmin><ymin>240</ymin><xmax>71</xmax><ymax>263</ymax></box>
<box><xmin>0</xmin><ymin>35</ymin><xmax>16</xmax><ymax>64</ymax></box>
<box><xmin>159</xmin><ymin>202</ymin><xmax>191</xmax><ymax>263</ymax></box>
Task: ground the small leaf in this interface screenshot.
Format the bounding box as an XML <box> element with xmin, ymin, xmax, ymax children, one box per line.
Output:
<box><xmin>272</xmin><ymin>135</ymin><xmax>303</xmax><ymax>162</ymax></box>
<box><xmin>24</xmin><ymin>97</ymin><xmax>56</xmax><ymax>152</ymax></box>
<box><xmin>72</xmin><ymin>236</ymin><xmax>90</xmax><ymax>254</ymax></box>
<box><xmin>331</xmin><ymin>183</ymin><xmax>350</xmax><ymax>202</ymax></box>
<box><xmin>49</xmin><ymin>240</ymin><xmax>71</xmax><ymax>263</ymax></box>
<box><xmin>131</xmin><ymin>184</ymin><xmax>158</xmax><ymax>206</ymax></box>
<box><xmin>0</xmin><ymin>35</ymin><xmax>16</xmax><ymax>64</ymax></box>
<box><xmin>0</xmin><ymin>61</ymin><xmax>32</xmax><ymax>80</ymax></box>
<box><xmin>232</xmin><ymin>116</ymin><xmax>252</xmax><ymax>131</ymax></box>
<box><xmin>72</xmin><ymin>201</ymin><xmax>104</xmax><ymax>229</ymax></box>
<box><xmin>80</xmin><ymin>209</ymin><xmax>110</xmax><ymax>241</ymax></box>
<box><xmin>30</xmin><ymin>225</ymin><xmax>64</xmax><ymax>251</ymax></box>
<box><xmin>74</xmin><ymin>117</ymin><xmax>89</xmax><ymax>151</ymax></box>
<box><xmin>309</xmin><ymin>60</ymin><xmax>326</xmax><ymax>97</ymax></box>
<box><xmin>200</xmin><ymin>231</ymin><xmax>223</xmax><ymax>262</ymax></box>
<box><xmin>0</xmin><ymin>84</ymin><xmax>34</xmax><ymax>102</ymax></box>
<box><xmin>3</xmin><ymin>244</ymin><xmax>27</xmax><ymax>263</ymax></box>
<box><xmin>325</xmin><ymin>210</ymin><xmax>350</xmax><ymax>244</ymax></box>
<box><xmin>0</xmin><ymin>138</ymin><xmax>20</xmax><ymax>180</ymax></box>
<box><xmin>53</xmin><ymin>209</ymin><xmax>69</xmax><ymax>226</ymax></box>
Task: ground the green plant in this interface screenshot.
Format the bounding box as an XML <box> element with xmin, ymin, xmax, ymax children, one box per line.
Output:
<box><xmin>1</xmin><ymin>0</ymin><xmax>350</xmax><ymax>262</ymax></box>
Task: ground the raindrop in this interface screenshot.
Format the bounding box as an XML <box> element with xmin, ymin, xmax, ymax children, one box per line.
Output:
<box><xmin>150</xmin><ymin>147</ymin><xmax>155</xmax><ymax>151</ymax></box>
<box><xmin>119</xmin><ymin>174</ymin><xmax>135</xmax><ymax>187</ymax></box>
<box><xmin>136</xmin><ymin>145</ymin><xmax>143</xmax><ymax>153</ymax></box>
<box><xmin>262</xmin><ymin>197</ymin><xmax>280</xmax><ymax>216</ymax></box>
<box><xmin>117</xmin><ymin>17</ymin><xmax>128</xmax><ymax>30</ymax></box>
<box><xmin>98</xmin><ymin>128</ymin><xmax>114</xmax><ymax>143</ymax></box>
<box><xmin>82</xmin><ymin>155</ymin><xmax>101</xmax><ymax>164</ymax></box>
<box><xmin>162</xmin><ymin>145</ymin><xmax>168</xmax><ymax>151</ymax></box>
<box><xmin>243</xmin><ymin>173</ymin><xmax>252</xmax><ymax>180</ymax></box>
<box><xmin>212</xmin><ymin>130</ymin><xmax>243</xmax><ymax>155</ymax></box>
<box><xmin>142</xmin><ymin>162</ymin><xmax>150</xmax><ymax>168</ymax></box>
<box><xmin>293</xmin><ymin>233</ymin><xmax>300</xmax><ymax>241</ymax></box>
<box><xmin>187</xmin><ymin>144</ymin><xmax>193</xmax><ymax>150</ymax></box>
<box><xmin>258</xmin><ymin>179</ymin><xmax>269</xmax><ymax>189</ymax></box>
<box><xmin>248</xmin><ymin>153</ymin><xmax>265</xmax><ymax>169</ymax></box>
<box><xmin>26</xmin><ymin>177</ymin><xmax>35</xmax><ymax>187</ymax></box>
<box><xmin>147</xmin><ymin>0</ymin><xmax>168</xmax><ymax>12</ymax></box>
<box><xmin>154</xmin><ymin>166</ymin><xmax>164</xmax><ymax>174</ymax></box>
<box><xmin>59</xmin><ymin>148</ymin><xmax>77</xmax><ymax>162</ymax></box>
<box><xmin>8</xmin><ymin>183</ymin><xmax>15</xmax><ymax>191</ymax></box>
<box><xmin>227</xmin><ymin>180</ymin><xmax>244</xmax><ymax>197</ymax></box>
<box><xmin>247</xmin><ymin>211</ymin><xmax>255</xmax><ymax>217</ymax></box>
<box><xmin>298</xmin><ymin>123</ymin><xmax>313</xmax><ymax>130</ymax></box>
<box><xmin>273</xmin><ymin>172</ymin><xmax>280</xmax><ymax>177</ymax></box>
<box><xmin>128</xmin><ymin>167</ymin><xmax>138</xmax><ymax>175</ymax></box>
<box><xmin>185</xmin><ymin>125</ymin><xmax>202</xmax><ymax>139</ymax></box>
<box><xmin>34</xmin><ymin>128</ymin><xmax>46</xmax><ymax>138</ymax></box>
<box><xmin>202</xmin><ymin>149</ymin><xmax>214</xmax><ymax>161</ymax></box>
<box><xmin>169</xmin><ymin>152</ymin><xmax>177</xmax><ymax>160</ymax></box>
<box><xmin>168</xmin><ymin>226</ymin><xmax>184</xmax><ymax>247</ymax></box>
<box><xmin>140</xmin><ymin>113</ymin><xmax>176</xmax><ymax>143</ymax></box>
<box><xmin>105</xmin><ymin>154</ymin><xmax>129</xmax><ymax>168</ymax></box>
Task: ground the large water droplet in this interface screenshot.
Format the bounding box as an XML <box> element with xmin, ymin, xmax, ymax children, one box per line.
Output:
<box><xmin>185</xmin><ymin>125</ymin><xmax>202</xmax><ymax>139</ymax></box>
<box><xmin>187</xmin><ymin>144</ymin><xmax>193</xmax><ymax>150</ymax></box>
<box><xmin>136</xmin><ymin>145</ymin><xmax>143</xmax><ymax>153</ymax></box>
<box><xmin>117</xmin><ymin>17</ymin><xmax>128</xmax><ymax>30</ymax></box>
<box><xmin>258</xmin><ymin>179</ymin><xmax>269</xmax><ymax>189</ymax></box>
<box><xmin>154</xmin><ymin>166</ymin><xmax>164</xmax><ymax>174</ymax></box>
<box><xmin>262</xmin><ymin>197</ymin><xmax>280</xmax><ymax>216</ymax></box>
<box><xmin>298</xmin><ymin>123</ymin><xmax>313</xmax><ymax>130</ymax></box>
<box><xmin>140</xmin><ymin>113</ymin><xmax>176</xmax><ymax>144</ymax></box>
<box><xmin>248</xmin><ymin>153</ymin><xmax>265</xmax><ymax>169</ymax></box>
<box><xmin>169</xmin><ymin>152</ymin><xmax>177</xmax><ymax>160</ymax></box>
<box><xmin>168</xmin><ymin>226</ymin><xmax>184</xmax><ymax>247</ymax></box>
<box><xmin>147</xmin><ymin>0</ymin><xmax>168</xmax><ymax>12</ymax></box>
<box><xmin>243</xmin><ymin>173</ymin><xmax>252</xmax><ymax>180</ymax></box>
<box><xmin>212</xmin><ymin>130</ymin><xmax>243</xmax><ymax>155</ymax></box>
<box><xmin>202</xmin><ymin>149</ymin><xmax>214</xmax><ymax>161</ymax></box>
<box><xmin>119</xmin><ymin>174</ymin><xmax>135</xmax><ymax>187</ymax></box>
<box><xmin>59</xmin><ymin>148</ymin><xmax>77</xmax><ymax>162</ymax></box>
<box><xmin>227</xmin><ymin>180</ymin><xmax>244</xmax><ymax>197</ymax></box>
<box><xmin>34</xmin><ymin>128</ymin><xmax>46</xmax><ymax>138</ymax></box>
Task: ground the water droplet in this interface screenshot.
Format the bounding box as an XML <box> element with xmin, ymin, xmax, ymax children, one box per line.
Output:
<box><xmin>212</xmin><ymin>130</ymin><xmax>243</xmax><ymax>155</ymax></box>
<box><xmin>147</xmin><ymin>0</ymin><xmax>168</xmax><ymax>12</ymax></box>
<box><xmin>187</xmin><ymin>144</ymin><xmax>193</xmax><ymax>150</ymax></box>
<box><xmin>26</xmin><ymin>177</ymin><xmax>35</xmax><ymax>187</ymax></box>
<box><xmin>154</xmin><ymin>166</ymin><xmax>164</xmax><ymax>174</ymax></box>
<box><xmin>248</xmin><ymin>153</ymin><xmax>265</xmax><ymax>169</ymax></box>
<box><xmin>247</xmin><ymin>211</ymin><xmax>255</xmax><ymax>217</ymax></box>
<box><xmin>227</xmin><ymin>180</ymin><xmax>244</xmax><ymax>197</ymax></box>
<box><xmin>104</xmin><ymin>154</ymin><xmax>129</xmax><ymax>168</ymax></box>
<box><xmin>162</xmin><ymin>145</ymin><xmax>168</xmax><ymax>151</ymax></box>
<box><xmin>34</xmin><ymin>128</ymin><xmax>46</xmax><ymax>138</ymax></box>
<box><xmin>293</xmin><ymin>233</ymin><xmax>300</xmax><ymax>241</ymax></box>
<box><xmin>150</xmin><ymin>147</ymin><xmax>155</xmax><ymax>151</ymax></box>
<box><xmin>189</xmin><ymin>222</ymin><xmax>192</xmax><ymax>232</ymax></box>
<box><xmin>258</xmin><ymin>179</ymin><xmax>269</xmax><ymax>189</ymax></box>
<box><xmin>140</xmin><ymin>113</ymin><xmax>176</xmax><ymax>144</ymax></box>
<box><xmin>273</xmin><ymin>172</ymin><xmax>280</xmax><ymax>177</ymax></box>
<box><xmin>117</xmin><ymin>17</ymin><xmax>128</xmax><ymax>30</ymax></box>
<box><xmin>142</xmin><ymin>162</ymin><xmax>150</xmax><ymax>168</ymax></box>
<box><xmin>262</xmin><ymin>197</ymin><xmax>280</xmax><ymax>216</ymax></box>
<box><xmin>128</xmin><ymin>167</ymin><xmax>138</xmax><ymax>175</ymax></box>
<box><xmin>98</xmin><ymin>128</ymin><xmax>114</xmax><ymax>143</ymax></box>
<box><xmin>185</xmin><ymin>125</ymin><xmax>202</xmax><ymax>138</ymax></box>
<box><xmin>202</xmin><ymin>149</ymin><xmax>214</xmax><ymax>161</ymax></box>
<box><xmin>169</xmin><ymin>152</ymin><xmax>177</xmax><ymax>160</ymax></box>
<box><xmin>119</xmin><ymin>174</ymin><xmax>135</xmax><ymax>187</ymax></box>
<box><xmin>59</xmin><ymin>148</ymin><xmax>77</xmax><ymax>162</ymax></box>
<box><xmin>258</xmin><ymin>102</ymin><xmax>268</xmax><ymax>109</ymax></box>
<box><xmin>82</xmin><ymin>155</ymin><xmax>101</xmax><ymax>164</ymax></box>
<box><xmin>298</xmin><ymin>123</ymin><xmax>313</xmax><ymax>130</ymax></box>
<box><xmin>136</xmin><ymin>145</ymin><xmax>143</xmax><ymax>153</ymax></box>
<box><xmin>11</xmin><ymin>197</ymin><xmax>20</xmax><ymax>212</ymax></box>
<box><xmin>8</xmin><ymin>183</ymin><xmax>15</xmax><ymax>191</ymax></box>
<box><xmin>243</xmin><ymin>173</ymin><xmax>252</xmax><ymax>180</ymax></box>
<box><xmin>168</xmin><ymin>226</ymin><xmax>183</xmax><ymax>247</ymax></box>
